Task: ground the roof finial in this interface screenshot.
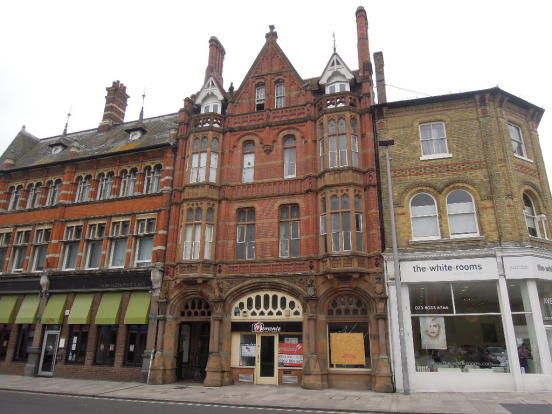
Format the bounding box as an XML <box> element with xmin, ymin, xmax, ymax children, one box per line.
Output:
<box><xmin>332</xmin><ymin>32</ymin><xmax>336</xmax><ymax>53</ymax></box>
<box><xmin>63</xmin><ymin>106</ymin><xmax>72</xmax><ymax>135</ymax></box>
<box><xmin>139</xmin><ymin>89</ymin><xmax>146</xmax><ymax>122</ymax></box>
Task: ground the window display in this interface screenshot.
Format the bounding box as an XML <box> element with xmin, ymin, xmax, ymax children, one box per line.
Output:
<box><xmin>410</xmin><ymin>281</ymin><xmax>508</xmax><ymax>373</ymax></box>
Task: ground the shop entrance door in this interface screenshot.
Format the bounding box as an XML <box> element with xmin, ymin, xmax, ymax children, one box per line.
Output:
<box><xmin>178</xmin><ymin>322</ymin><xmax>210</xmax><ymax>381</ymax></box>
<box><xmin>38</xmin><ymin>330</ymin><xmax>60</xmax><ymax>376</ymax></box>
<box><xmin>256</xmin><ymin>334</ymin><xmax>278</xmax><ymax>384</ymax></box>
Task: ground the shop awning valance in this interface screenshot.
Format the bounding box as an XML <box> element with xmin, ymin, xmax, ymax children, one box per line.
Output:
<box><xmin>95</xmin><ymin>292</ymin><xmax>122</xmax><ymax>325</ymax></box>
<box><xmin>41</xmin><ymin>294</ymin><xmax>67</xmax><ymax>325</ymax></box>
<box><xmin>15</xmin><ymin>295</ymin><xmax>40</xmax><ymax>324</ymax></box>
<box><xmin>124</xmin><ymin>292</ymin><xmax>151</xmax><ymax>325</ymax></box>
<box><xmin>0</xmin><ymin>296</ymin><xmax>18</xmax><ymax>324</ymax></box>
<box><xmin>67</xmin><ymin>293</ymin><xmax>94</xmax><ymax>325</ymax></box>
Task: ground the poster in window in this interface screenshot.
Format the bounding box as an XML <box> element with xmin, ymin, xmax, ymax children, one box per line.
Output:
<box><xmin>330</xmin><ymin>333</ymin><xmax>365</xmax><ymax>365</ymax></box>
<box><xmin>420</xmin><ymin>316</ymin><xmax>447</xmax><ymax>350</ymax></box>
<box><xmin>241</xmin><ymin>343</ymin><xmax>256</xmax><ymax>358</ymax></box>
<box><xmin>278</xmin><ymin>342</ymin><xmax>303</xmax><ymax>367</ymax></box>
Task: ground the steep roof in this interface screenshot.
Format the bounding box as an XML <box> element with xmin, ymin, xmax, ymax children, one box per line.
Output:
<box><xmin>0</xmin><ymin>113</ymin><xmax>178</xmax><ymax>171</ymax></box>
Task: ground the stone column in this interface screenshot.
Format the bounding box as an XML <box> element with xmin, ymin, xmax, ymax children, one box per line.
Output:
<box><xmin>24</xmin><ymin>294</ymin><xmax>48</xmax><ymax>377</ymax></box>
<box><xmin>301</xmin><ymin>296</ymin><xmax>327</xmax><ymax>389</ymax></box>
<box><xmin>204</xmin><ymin>298</ymin><xmax>225</xmax><ymax>387</ymax></box>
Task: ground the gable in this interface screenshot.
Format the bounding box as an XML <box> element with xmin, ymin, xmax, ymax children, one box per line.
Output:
<box><xmin>196</xmin><ymin>76</ymin><xmax>225</xmax><ymax>105</ymax></box>
<box><xmin>319</xmin><ymin>52</ymin><xmax>355</xmax><ymax>86</ymax></box>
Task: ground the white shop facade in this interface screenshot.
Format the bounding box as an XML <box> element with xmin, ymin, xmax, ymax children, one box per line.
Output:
<box><xmin>385</xmin><ymin>249</ymin><xmax>552</xmax><ymax>392</ymax></box>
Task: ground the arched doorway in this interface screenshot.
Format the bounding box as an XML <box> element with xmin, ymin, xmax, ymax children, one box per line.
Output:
<box><xmin>177</xmin><ymin>297</ymin><xmax>211</xmax><ymax>381</ymax></box>
<box><xmin>230</xmin><ymin>291</ymin><xmax>304</xmax><ymax>385</ymax></box>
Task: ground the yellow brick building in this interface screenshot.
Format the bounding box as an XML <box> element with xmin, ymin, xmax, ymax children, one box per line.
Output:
<box><xmin>375</xmin><ymin>87</ymin><xmax>552</xmax><ymax>392</ymax></box>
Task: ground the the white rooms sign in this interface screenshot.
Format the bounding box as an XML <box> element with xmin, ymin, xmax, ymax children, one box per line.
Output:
<box><xmin>401</xmin><ymin>257</ymin><xmax>498</xmax><ymax>282</ymax></box>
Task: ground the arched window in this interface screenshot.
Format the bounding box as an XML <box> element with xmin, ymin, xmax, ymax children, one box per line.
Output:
<box><xmin>242</xmin><ymin>141</ymin><xmax>255</xmax><ymax>183</ymax></box>
<box><xmin>184</xmin><ymin>207</ymin><xmax>202</xmax><ymax>260</ymax></box>
<box><xmin>8</xmin><ymin>185</ymin><xmax>22</xmax><ymax>210</ymax></box>
<box><xmin>283</xmin><ymin>136</ymin><xmax>296</xmax><ymax>178</ymax></box>
<box><xmin>410</xmin><ymin>193</ymin><xmax>439</xmax><ymax>239</ymax></box>
<box><xmin>74</xmin><ymin>176</ymin><xmax>91</xmax><ymax>202</ymax></box>
<box><xmin>104</xmin><ymin>172</ymin><xmax>114</xmax><ymax>199</ymax></box>
<box><xmin>447</xmin><ymin>190</ymin><xmax>478</xmax><ymax>236</ymax></box>
<box><xmin>96</xmin><ymin>173</ymin><xmax>105</xmax><ymax>200</ymax></box>
<box><xmin>523</xmin><ymin>193</ymin><xmax>538</xmax><ymax>237</ymax></box>
<box><xmin>255</xmin><ymin>84</ymin><xmax>265</xmax><ymax>111</ymax></box>
<box><xmin>275</xmin><ymin>82</ymin><xmax>285</xmax><ymax>108</ymax></box>
<box><xmin>26</xmin><ymin>183</ymin><xmax>41</xmax><ymax>209</ymax></box>
<box><xmin>152</xmin><ymin>165</ymin><xmax>162</xmax><ymax>192</ymax></box>
<box><xmin>143</xmin><ymin>165</ymin><xmax>162</xmax><ymax>194</ymax></box>
<box><xmin>46</xmin><ymin>180</ymin><xmax>61</xmax><ymax>206</ymax></box>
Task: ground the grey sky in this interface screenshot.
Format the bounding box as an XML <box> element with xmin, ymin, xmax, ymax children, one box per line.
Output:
<box><xmin>1</xmin><ymin>0</ymin><xmax>550</xmax><ymax>174</ymax></box>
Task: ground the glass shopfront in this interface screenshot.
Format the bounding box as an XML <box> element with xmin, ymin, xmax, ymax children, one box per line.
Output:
<box><xmin>538</xmin><ymin>280</ymin><xmax>552</xmax><ymax>366</ymax></box>
<box><xmin>409</xmin><ymin>281</ymin><xmax>508</xmax><ymax>373</ymax></box>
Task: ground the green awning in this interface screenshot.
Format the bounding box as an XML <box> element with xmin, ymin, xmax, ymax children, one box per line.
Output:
<box><xmin>41</xmin><ymin>294</ymin><xmax>67</xmax><ymax>325</ymax></box>
<box><xmin>15</xmin><ymin>295</ymin><xmax>41</xmax><ymax>324</ymax></box>
<box><xmin>0</xmin><ymin>296</ymin><xmax>18</xmax><ymax>324</ymax></box>
<box><xmin>124</xmin><ymin>292</ymin><xmax>151</xmax><ymax>325</ymax></box>
<box><xmin>67</xmin><ymin>293</ymin><xmax>94</xmax><ymax>325</ymax></box>
<box><xmin>95</xmin><ymin>292</ymin><xmax>122</xmax><ymax>325</ymax></box>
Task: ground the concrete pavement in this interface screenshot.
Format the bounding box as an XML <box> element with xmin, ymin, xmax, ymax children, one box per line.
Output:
<box><xmin>0</xmin><ymin>374</ymin><xmax>551</xmax><ymax>413</ymax></box>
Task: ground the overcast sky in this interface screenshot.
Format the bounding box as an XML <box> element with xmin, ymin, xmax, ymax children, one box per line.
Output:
<box><xmin>1</xmin><ymin>0</ymin><xmax>550</xmax><ymax>174</ymax></box>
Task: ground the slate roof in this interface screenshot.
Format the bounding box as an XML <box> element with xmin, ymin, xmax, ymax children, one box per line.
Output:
<box><xmin>0</xmin><ymin>113</ymin><xmax>178</xmax><ymax>171</ymax></box>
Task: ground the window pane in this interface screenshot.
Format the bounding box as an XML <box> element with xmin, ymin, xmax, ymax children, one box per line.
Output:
<box><xmin>111</xmin><ymin>239</ymin><xmax>126</xmax><ymax>267</ymax></box>
<box><xmin>209</xmin><ymin>153</ymin><xmax>218</xmax><ymax>182</ymax></box>
<box><xmin>137</xmin><ymin>237</ymin><xmax>153</xmax><ymax>265</ymax></box>
<box><xmin>204</xmin><ymin>224</ymin><xmax>213</xmax><ymax>259</ymax></box>
<box><xmin>328</xmin><ymin>322</ymin><xmax>370</xmax><ymax>369</ymax></box>
<box><xmin>339</xmin><ymin>135</ymin><xmax>348</xmax><ymax>166</ymax></box>
<box><xmin>64</xmin><ymin>243</ymin><xmax>79</xmax><ymax>269</ymax></box>
<box><xmin>412</xmin><ymin>217</ymin><xmax>439</xmax><ymax>238</ymax></box>
<box><xmin>87</xmin><ymin>241</ymin><xmax>102</xmax><ymax>268</ymax></box>
<box><xmin>453</xmin><ymin>281</ymin><xmax>499</xmax><ymax>313</ymax></box>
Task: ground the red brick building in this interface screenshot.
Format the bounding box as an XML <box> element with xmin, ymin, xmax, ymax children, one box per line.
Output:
<box><xmin>0</xmin><ymin>6</ymin><xmax>392</xmax><ymax>391</ymax></box>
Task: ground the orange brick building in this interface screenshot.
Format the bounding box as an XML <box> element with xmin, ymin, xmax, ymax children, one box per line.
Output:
<box><xmin>0</xmin><ymin>7</ymin><xmax>391</xmax><ymax>391</ymax></box>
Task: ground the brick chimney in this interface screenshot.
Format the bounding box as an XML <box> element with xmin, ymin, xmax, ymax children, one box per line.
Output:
<box><xmin>205</xmin><ymin>36</ymin><xmax>225</xmax><ymax>87</ymax></box>
<box><xmin>355</xmin><ymin>7</ymin><xmax>372</xmax><ymax>79</ymax></box>
<box><xmin>98</xmin><ymin>80</ymin><xmax>129</xmax><ymax>133</ymax></box>
<box><xmin>374</xmin><ymin>51</ymin><xmax>387</xmax><ymax>104</ymax></box>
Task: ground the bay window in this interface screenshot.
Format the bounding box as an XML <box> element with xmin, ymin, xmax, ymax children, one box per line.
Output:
<box><xmin>190</xmin><ymin>137</ymin><xmax>219</xmax><ymax>184</ymax></box>
<box><xmin>319</xmin><ymin>117</ymin><xmax>360</xmax><ymax>170</ymax></box>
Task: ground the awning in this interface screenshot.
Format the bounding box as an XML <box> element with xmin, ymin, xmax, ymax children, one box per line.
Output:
<box><xmin>67</xmin><ymin>293</ymin><xmax>94</xmax><ymax>325</ymax></box>
<box><xmin>15</xmin><ymin>295</ymin><xmax>41</xmax><ymax>324</ymax></box>
<box><xmin>124</xmin><ymin>292</ymin><xmax>151</xmax><ymax>325</ymax></box>
<box><xmin>0</xmin><ymin>296</ymin><xmax>18</xmax><ymax>323</ymax></box>
<box><xmin>95</xmin><ymin>292</ymin><xmax>122</xmax><ymax>325</ymax></box>
<box><xmin>41</xmin><ymin>294</ymin><xmax>67</xmax><ymax>325</ymax></box>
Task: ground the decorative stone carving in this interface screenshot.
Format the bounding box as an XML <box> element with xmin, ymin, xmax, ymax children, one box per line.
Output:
<box><xmin>40</xmin><ymin>273</ymin><xmax>50</xmax><ymax>297</ymax></box>
<box><xmin>151</xmin><ymin>264</ymin><xmax>164</xmax><ymax>297</ymax></box>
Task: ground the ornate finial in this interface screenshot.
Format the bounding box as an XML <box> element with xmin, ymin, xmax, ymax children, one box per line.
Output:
<box><xmin>265</xmin><ymin>25</ymin><xmax>278</xmax><ymax>41</ymax></box>
<box><xmin>332</xmin><ymin>32</ymin><xmax>336</xmax><ymax>53</ymax></box>
<box><xmin>139</xmin><ymin>89</ymin><xmax>146</xmax><ymax>122</ymax></box>
<box><xmin>228</xmin><ymin>82</ymin><xmax>234</xmax><ymax>94</ymax></box>
<box><xmin>63</xmin><ymin>105</ymin><xmax>72</xmax><ymax>135</ymax></box>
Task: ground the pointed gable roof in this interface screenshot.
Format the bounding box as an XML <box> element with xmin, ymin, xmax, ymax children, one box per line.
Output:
<box><xmin>233</xmin><ymin>26</ymin><xmax>305</xmax><ymax>100</ymax></box>
<box><xmin>196</xmin><ymin>75</ymin><xmax>225</xmax><ymax>105</ymax></box>
<box><xmin>319</xmin><ymin>52</ymin><xmax>355</xmax><ymax>86</ymax></box>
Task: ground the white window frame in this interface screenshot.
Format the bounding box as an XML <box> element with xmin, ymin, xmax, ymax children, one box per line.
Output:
<box><xmin>109</xmin><ymin>220</ymin><xmax>130</xmax><ymax>268</ymax></box>
<box><xmin>446</xmin><ymin>189</ymin><xmax>479</xmax><ymax>238</ymax></box>
<box><xmin>509</xmin><ymin>123</ymin><xmax>531</xmax><ymax>161</ymax></box>
<box><xmin>419</xmin><ymin>121</ymin><xmax>452</xmax><ymax>160</ymax></box>
<box><xmin>31</xmin><ymin>228</ymin><xmax>51</xmax><ymax>272</ymax></box>
<box><xmin>134</xmin><ymin>218</ymin><xmax>156</xmax><ymax>267</ymax></box>
<box><xmin>62</xmin><ymin>225</ymin><xmax>83</xmax><ymax>270</ymax></box>
<box><xmin>410</xmin><ymin>192</ymin><xmax>441</xmax><ymax>240</ymax></box>
<box><xmin>85</xmin><ymin>223</ymin><xmax>105</xmax><ymax>270</ymax></box>
<box><xmin>275</xmin><ymin>82</ymin><xmax>285</xmax><ymax>108</ymax></box>
<box><xmin>255</xmin><ymin>85</ymin><xmax>265</xmax><ymax>111</ymax></box>
<box><xmin>523</xmin><ymin>193</ymin><xmax>539</xmax><ymax>238</ymax></box>
<box><xmin>283</xmin><ymin>136</ymin><xmax>296</xmax><ymax>179</ymax></box>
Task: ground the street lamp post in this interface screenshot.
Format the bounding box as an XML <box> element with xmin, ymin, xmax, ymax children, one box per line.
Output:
<box><xmin>379</xmin><ymin>139</ymin><xmax>410</xmax><ymax>394</ymax></box>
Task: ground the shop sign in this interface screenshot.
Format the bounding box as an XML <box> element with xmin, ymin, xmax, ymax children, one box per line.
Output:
<box><xmin>252</xmin><ymin>322</ymin><xmax>281</xmax><ymax>333</ymax></box>
<box><xmin>503</xmin><ymin>256</ymin><xmax>552</xmax><ymax>280</ymax></box>
<box><xmin>401</xmin><ymin>258</ymin><xmax>498</xmax><ymax>282</ymax></box>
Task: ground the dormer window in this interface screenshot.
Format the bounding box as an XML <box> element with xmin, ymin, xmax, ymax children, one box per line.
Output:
<box><xmin>255</xmin><ymin>85</ymin><xmax>265</xmax><ymax>111</ymax></box>
<box><xmin>320</xmin><ymin>53</ymin><xmax>354</xmax><ymax>95</ymax></box>
<box><xmin>327</xmin><ymin>82</ymin><xmax>348</xmax><ymax>94</ymax></box>
<box><xmin>129</xmin><ymin>130</ymin><xmax>142</xmax><ymax>141</ymax></box>
<box><xmin>202</xmin><ymin>103</ymin><xmax>220</xmax><ymax>114</ymax></box>
<box><xmin>51</xmin><ymin>145</ymin><xmax>64</xmax><ymax>154</ymax></box>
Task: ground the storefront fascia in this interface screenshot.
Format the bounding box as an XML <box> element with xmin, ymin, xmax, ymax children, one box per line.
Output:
<box><xmin>385</xmin><ymin>253</ymin><xmax>552</xmax><ymax>392</ymax></box>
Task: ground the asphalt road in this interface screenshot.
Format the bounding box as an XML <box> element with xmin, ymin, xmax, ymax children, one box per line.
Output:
<box><xmin>0</xmin><ymin>390</ymin><xmax>368</xmax><ymax>414</ymax></box>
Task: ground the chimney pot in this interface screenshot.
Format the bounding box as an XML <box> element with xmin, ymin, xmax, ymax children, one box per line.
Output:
<box><xmin>98</xmin><ymin>81</ymin><xmax>129</xmax><ymax>133</ymax></box>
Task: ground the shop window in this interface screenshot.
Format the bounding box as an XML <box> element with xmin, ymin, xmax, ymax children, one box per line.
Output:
<box><xmin>125</xmin><ymin>324</ymin><xmax>147</xmax><ymax>366</ymax></box>
<box><xmin>446</xmin><ymin>189</ymin><xmax>478</xmax><ymax>237</ymax></box>
<box><xmin>8</xmin><ymin>185</ymin><xmax>23</xmax><ymax>211</ymax></box>
<box><xmin>66</xmin><ymin>324</ymin><xmax>89</xmax><ymax>364</ymax></box>
<box><xmin>0</xmin><ymin>324</ymin><xmax>11</xmax><ymax>360</ymax></box>
<box><xmin>275</xmin><ymin>82</ymin><xmax>285</xmax><ymax>108</ymax></box>
<box><xmin>0</xmin><ymin>232</ymin><xmax>10</xmax><ymax>273</ymax></box>
<box><xmin>507</xmin><ymin>281</ymin><xmax>542</xmax><ymax>374</ymax></box>
<box><xmin>537</xmin><ymin>280</ymin><xmax>552</xmax><ymax>363</ymax></box>
<box><xmin>419</xmin><ymin>121</ymin><xmax>449</xmax><ymax>158</ymax></box>
<box><xmin>95</xmin><ymin>325</ymin><xmax>118</xmax><ymax>365</ymax></box>
<box><xmin>135</xmin><ymin>218</ymin><xmax>156</xmax><ymax>267</ymax></box>
<box><xmin>279</xmin><ymin>204</ymin><xmax>299</xmax><ymax>258</ymax></box>
<box><xmin>143</xmin><ymin>165</ymin><xmax>162</xmax><ymax>194</ymax></box>
<box><xmin>278</xmin><ymin>335</ymin><xmax>303</xmax><ymax>368</ymax></box>
<box><xmin>255</xmin><ymin>85</ymin><xmax>265</xmax><ymax>111</ymax></box>
<box><xmin>410</xmin><ymin>193</ymin><xmax>440</xmax><ymax>240</ymax></box>
<box><xmin>409</xmin><ymin>281</ymin><xmax>508</xmax><ymax>373</ymax></box>
<box><xmin>62</xmin><ymin>225</ymin><xmax>83</xmax><ymax>270</ymax></box>
<box><xmin>236</xmin><ymin>208</ymin><xmax>255</xmax><ymax>260</ymax></box>
<box><xmin>12</xmin><ymin>229</ymin><xmax>30</xmax><ymax>272</ymax></box>
<box><xmin>74</xmin><ymin>175</ymin><xmax>91</xmax><ymax>203</ymax></box>
<box><xmin>239</xmin><ymin>334</ymin><xmax>256</xmax><ymax>366</ymax></box>
<box><xmin>283</xmin><ymin>136</ymin><xmax>296</xmax><ymax>178</ymax></box>
<box><xmin>242</xmin><ymin>141</ymin><xmax>255</xmax><ymax>183</ymax></box>
<box><xmin>119</xmin><ymin>169</ymin><xmax>137</xmax><ymax>197</ymax></box>
<box><xmin>45</xmin><ymin>179</ymin><xmax>61</xmax><ymax>206</ymax></box>
<box><xmin>13</xmin><ymin>324</ymin><xmax>35</xmax><ymax>361</ymax></box>
<box><xmin>109</xmin><ymin>220</ymin><xmax>130</xmax><ymax>268</ymax></box>
<box><xmin>509</xmin><ymin>123</ymin><xmax>527</xmax><ymax>158</ymax></box>
<box><xmin>85</xmin><ymin>223</ymin><xmax>105</xmax><ymax>269</ymax></box>
<box><xmin>190</xmin><ymin>137</ymin><xmax>219</xmax><ymax>184</ymax></box>
<box><xmin>31</xmin><ymin>228</ymin><xmax>51</xmax><ymax>272</ymax></box>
